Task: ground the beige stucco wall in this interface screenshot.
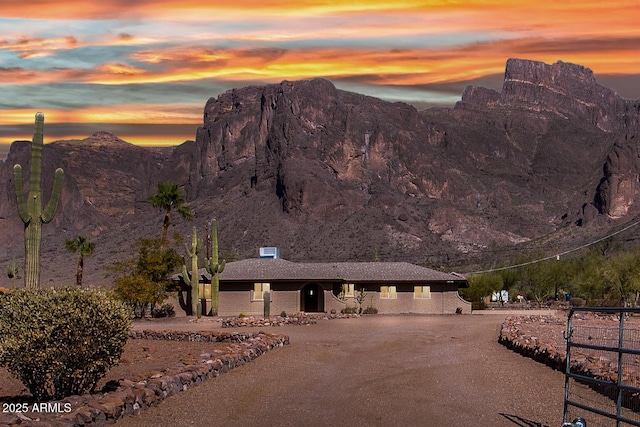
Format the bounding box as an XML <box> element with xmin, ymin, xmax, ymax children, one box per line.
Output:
<box><xmin>218</xmin><ymin>290</ymin><xmax>301</xmax><ymax>317</ymax></box>
<box><xmin>217</xmin><ymin>288</ymin><xmax>471</xmax><ymax>317</ymax></box>
<box><xmin>337</xmin><ymin>291</ymin><xmax>471</xmax><ymax>314</ymax></box>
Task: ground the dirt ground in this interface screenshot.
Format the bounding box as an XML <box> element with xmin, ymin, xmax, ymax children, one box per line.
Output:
<box><xmin>0</xmin><ymin>338</ymin><xmax>233</xmax><ymax>402</ymax></box>
<box><xmin>1</xmin><ymin>312</ymin><xmax>568</xmax><ymax>426</ymax></box>
<box><xmin>112</xmin><ymin>312</ymin><xmax>566</xmax><ymax>427</ymax></box>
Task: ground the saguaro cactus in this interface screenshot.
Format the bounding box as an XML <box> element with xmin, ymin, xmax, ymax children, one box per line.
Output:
<box><xmin>14</xmin><ymin>113</ymin><xmax>64</xmax><ymax>289</ymax></box>
<box><xmin>204</xmin><ymin>219</ymin><xmax>225</xmax><ymax>317</ymax></box>
<box><xmin>263</xmin><ymin>291</ymin><xmax>271</xmax><ymax>319</ymax></box>
<box><xmin>182</xmin><ymin>226</ymin><xmax>201</xmax><ymax>317</ymax></box>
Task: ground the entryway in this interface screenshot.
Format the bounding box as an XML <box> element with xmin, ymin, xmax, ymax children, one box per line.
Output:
<box><xmin>300</xmin><ymin>283</ymin><xmax>324</xmax><ymax>312</ymax></box>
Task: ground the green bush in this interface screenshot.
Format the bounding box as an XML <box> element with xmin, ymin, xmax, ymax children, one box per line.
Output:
<box><xmin>280</xmin><ymin>311</ymin><xmax>287</xmax><ymax>318</ymax></box>
<box><xmin>114</xmin><ymin>274</ymin><xmax>166</xmax><ymax>318</ymax></box>
<box><xmin>362</xmin><ymin>306</ymin><xmax>378</xmax><ymax>315</ymax></box>
<box><xmin>569</xmin><ymin>297</ymin><xmax>586</xmax><ymax>307</ymax></box>
<box><xmin>151</xmin><ymin>303</ymin><xmax>175</xmax><ymax>318</ymax></box>
<box><xmin>0</xmin><ymin>288</ymin><xmax>131</xmax><ymax>401</ymax></box>
<box><xmin>111</xmin><ymin>238</ymin><xmax>182</xmax><ymax>317</ymax></box>
<box><xmin>472</xmin><ymin>301</ymin><xmax>487</xmax><ymax>310</ymax></box>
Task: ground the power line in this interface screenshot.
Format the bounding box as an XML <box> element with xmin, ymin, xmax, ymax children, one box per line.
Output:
<box><xmin>462</xmin><ymin>219</ymin><xmax>640</xmax><ymax>275</ymax></box>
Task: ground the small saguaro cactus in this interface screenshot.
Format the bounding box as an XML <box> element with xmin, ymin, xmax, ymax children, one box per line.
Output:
<box><xmin>263</xmin><ymin>291</ymin><xmax>271</xmax><ymax>319</ymax></box>
<box><xmin>182</xmin><ymin>226</ymin><xmax>202</xmax><ymax>317</ymax></box>
<box><xmin>13</xmin><ymin>113</ymin><xmax>64</xmax><ymax>289</ymax></box>
<box><xmin>204</xmin><ymin>219</ymin><xmax>225</xmax><ymax>317</ymax></box>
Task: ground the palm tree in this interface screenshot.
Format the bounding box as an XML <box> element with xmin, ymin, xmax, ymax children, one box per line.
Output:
<box><xmin>65</xmin><ymin>236</ymin><xmax>96</xmax><ymax>288</ymax></box>
<box><xmin>148</xmin><ymin>181</ymin><xmax>193</xmax><ymax>242</ymax></box>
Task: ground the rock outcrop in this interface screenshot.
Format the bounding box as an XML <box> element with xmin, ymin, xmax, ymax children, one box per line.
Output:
<box><xmin>595</xmin><ymin>133</ymin><xmax>640</xmax><ymax>218</ymax></box>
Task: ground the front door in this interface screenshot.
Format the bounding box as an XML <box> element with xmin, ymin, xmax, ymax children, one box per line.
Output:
<box><xmin>301</xmin><ymin>283</ymin><xmax>324</xmax><ymax>312</ymax></box>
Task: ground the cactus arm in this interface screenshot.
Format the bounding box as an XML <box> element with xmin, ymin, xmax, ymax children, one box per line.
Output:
<box><xmin>181</xmin><ymin>263</ymin><xmax>190</xmax><ymax>283</ymax></box>
<box><xmin>42</xmin><ymin>168</ymin><xmax>64</xmax><ymax>223</ymax></box>
<box><xmin>181</xmin><ymin>263</ymin><xmax>192</xmax><ymax>315</ymax></box>
<box><xmin>13</xmin><ymin>164</ymin><xmax>31</xmax><ymax>224</ymax></box>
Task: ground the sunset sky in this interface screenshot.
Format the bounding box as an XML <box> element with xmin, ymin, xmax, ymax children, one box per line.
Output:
<box><xmin>1</xmin><ymin>0</ymin><xmax>640</xmax><ymax>159</ymax></box>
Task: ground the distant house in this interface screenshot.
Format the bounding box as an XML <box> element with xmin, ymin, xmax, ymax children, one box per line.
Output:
<box><xmin>177</xmin><ymin>258</ymin><xmax>471</xmax><ymax>316</ymax></box>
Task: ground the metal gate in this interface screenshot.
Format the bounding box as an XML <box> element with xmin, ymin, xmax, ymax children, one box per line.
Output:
<box><xmin>564</xmin><ymin>307</ymin><xmax>640</xmax><ymax>426</ymax></box>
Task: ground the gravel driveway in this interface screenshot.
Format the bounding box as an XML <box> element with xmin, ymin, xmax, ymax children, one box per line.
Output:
<box><xmin>117</xmin><ymin>313</ymin><xmax>564</xmax><ymax>427</ymax></box>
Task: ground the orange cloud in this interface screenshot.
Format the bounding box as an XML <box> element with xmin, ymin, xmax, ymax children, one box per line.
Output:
<box><xmin>0</xmin><ymin>0</ymin><xmax>637</xmax><ymax>34</ymax></box>
<box><xmin>3</xmin><ymin>31</ymin><xmax>639</xmax><ymax>90</ymax></box>
<box><xmin>95</xmin><ymin>37</ymin><xmax>640</xmax><ymax>86</ymax></box>
<box><xmin>95</xmin><ymin>63</ymin><xmax>148</xmax><ymax>76</ymax></box>
<box><xmin>0</xmin><ymin>35</ymin><xmax>78</xmax><ymax>58</ymax></box>
<box><xmin>1</xmin><ymin>105</ymin><xmax>201</xmax><ymax>126</ymax></box>
<box><xmin>0</xmin><ymin>1</ymin><xmax>466</xmax><ymax>19</ymax></box>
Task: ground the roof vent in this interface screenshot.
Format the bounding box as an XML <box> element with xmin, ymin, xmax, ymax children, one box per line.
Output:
<box><xmin>259</xmin><ymin>247</ymin><xmax>280</xmax><ymax>259</ymax></box>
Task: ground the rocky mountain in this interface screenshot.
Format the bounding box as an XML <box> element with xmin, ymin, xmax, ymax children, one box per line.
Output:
<box><xmin>1</xmin><ymin>58</ymin><xmax>639</xmax><ymax>286</ymax></box>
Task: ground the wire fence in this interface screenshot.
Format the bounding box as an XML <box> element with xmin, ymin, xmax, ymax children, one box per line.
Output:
<box><xmin>564</xmin><ymin>307</ymin><xmax>640</xmax><ymax>427</ymax></box>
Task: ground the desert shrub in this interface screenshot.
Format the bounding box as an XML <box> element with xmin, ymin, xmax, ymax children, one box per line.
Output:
<box><xmin>151</xmin><ymin>303</ymin><xmax>175</xmax><ymax>318</ymax></box>
<box><xmin>341</xmin><ymin>306</ymin><xmax>358</xmax><ymax>314</ymax></box>
<box><xmin>362</xmin><ymin>306</ymin><xmax>378</xmax><ymax>315</ymax></box>
<box><xmin>114</xmin><ymin>275</ymin><xmax>165</xmax><ymax>318</ymax></box>
<box><xmin>239</xmin><ymin>312</ymin><xmax>246</xmax><ymax>318</ymax></box>
<box><xmin>586</xmin><ymin>298</ymin><xmax>622</xmax><ymax>307</ymax></box>
<box><xmin>472</xmin><ymin>301</ymin><xmax>487</xmax><ymax>310</ymax></box>
<box><xmin>569</xmin><ymin>297</ymin><xmax>586</xmax><ymax>307</ymax></box>
<box><xmin>0</xmin><ymin>288</ymin><xmax>131</xmax><ymax>401</ymax></box>
<box><xmin>280</xmin><ymin>311</ymin><xmax>287</xmax><ymax>318</ymax></box>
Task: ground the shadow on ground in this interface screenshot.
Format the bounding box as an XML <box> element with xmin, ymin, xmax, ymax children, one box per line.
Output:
<box><xmin>500</xmin><ymin>413</ymin><xmax>550</xmax><ymax>427</ymax></box>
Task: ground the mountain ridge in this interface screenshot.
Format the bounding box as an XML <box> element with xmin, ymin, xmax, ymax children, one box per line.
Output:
<box><xmin>1</xmin><ymin>58</ymin><xmax>639</xmax><ymax>286</ymax></box>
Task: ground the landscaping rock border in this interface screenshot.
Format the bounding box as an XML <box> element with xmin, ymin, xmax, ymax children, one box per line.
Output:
<box><xmin>0</xmin><ymin>331</ymin><xmax>289</xmax><ymax>427</ymax></box>
<box><xmin>219</xmin><ymin>313</ymin><xmax>360</xmax><ymax>328</ymax></box>
<box><xmin>498</xmin><ymin>315</ymin><xmax>567</xmax><ymax>370</ymax></box>
<box><xmin>499</xmin><ymin>314</ymin><xmax>640</xmax><ymax>385</ymax></box>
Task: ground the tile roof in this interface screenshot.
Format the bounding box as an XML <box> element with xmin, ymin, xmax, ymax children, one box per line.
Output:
<box><xmin>215</xmin><ymin>258</ymin><xmax>466</xmax><ymax>283</ymax></box>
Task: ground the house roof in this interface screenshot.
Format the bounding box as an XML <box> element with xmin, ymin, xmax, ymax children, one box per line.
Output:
<box><xmin>213</xmin><ymin>258</ymin><xmax>467</xmax><ymax>285</ymax></box>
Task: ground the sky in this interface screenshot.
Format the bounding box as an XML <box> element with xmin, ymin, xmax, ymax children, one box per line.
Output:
<box><xmin>1</xmin><ymin>0</ymin><xmax>640</xmax><ymax>160</ymax></box>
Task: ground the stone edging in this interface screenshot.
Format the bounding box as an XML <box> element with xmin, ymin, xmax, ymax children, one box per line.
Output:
<box><xmin>499</xmin><ymin>315</ymin><xmax>640</xmax><ymax>383</ymax></box>
<box><xmin>498</xmin><ymin>315</ymin><xmax>566</xmax><ymax>370</ymax></box>
<box><xmin>220</xmin><ymin>313</ymin><xmax>360</xmax><ymax>328</ymax></box>
<box><xmin>0</xmin><ymin>330</ymin><xmax>289</xmax><ymax>427</ymax></box>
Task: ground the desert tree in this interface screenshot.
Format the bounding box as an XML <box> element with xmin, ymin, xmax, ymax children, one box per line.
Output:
<box><xmin>462</xmin><ymin>272</ymin><xmax>503</xmax><ymax>302</ymax></box>
<box><xmin>148</xmin><ymin>181</ymin><xmax>192</xmax><ymax>243</ymax></box>
<box><xmin>564</xmin><ymin>253</ymin><xmax>603</xmax><ymax>302</ymax></box>
<box><xmin>65</xmin><ymin>236</ymin><xmax>95</xmax><ymax>288</ymax></box>
<box><xmin>601</xmin><ymin>250</ymin><xmax>640</xmax><ymax>307</ymax></box>
<box><xmin>112</xmin><ymin>238</ymin><xmax>182</xmax><ymax>317</ymax></box>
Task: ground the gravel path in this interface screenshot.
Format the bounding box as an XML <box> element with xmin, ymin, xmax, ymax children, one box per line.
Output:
<box><xmin>117</xmin><ymin>313</ymin><xmax>565</xmax><ymax>427</ymax></box>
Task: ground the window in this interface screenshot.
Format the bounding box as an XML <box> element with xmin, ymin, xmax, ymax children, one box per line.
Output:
<box><xmin>199</xmin><ymin>283</ymin><xmax>212</xmax><ymax>299</ymax></box>
<box><xmin>342</xmin><ymin>283</ymin><xmax>355</xmax><ymax>298</ymax></box>
<box><xmin>414</xmin><ymin>286</ymin><xmax>431</xmax><ymax>299</ymax></box>
<box><xmin>253</xmin><ymin>283</ymin><xmax>270</xmax><ymax>301</ymax></box>
<box><xmin>380</xmin><ymin>285</ymin><xmax>397</xmax><ymax>299</ymax></box>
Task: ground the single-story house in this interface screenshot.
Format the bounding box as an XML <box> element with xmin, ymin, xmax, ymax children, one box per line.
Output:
<box><xmin>177</xmin><ymin>258</ymin><xmax>471</xmax><ymax>316</ymax></box>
